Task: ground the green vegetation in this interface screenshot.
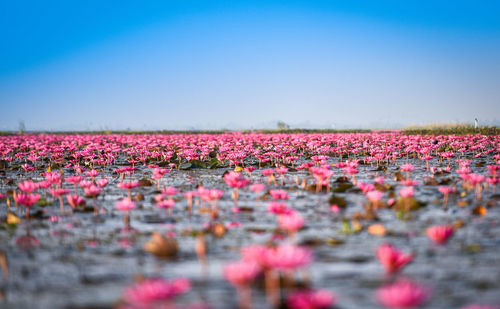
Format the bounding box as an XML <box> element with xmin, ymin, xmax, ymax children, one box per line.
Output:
<box><xmin>403</xmin><ymin>123</ymin><xmax>499</xmax><ymax>135</ymax></box>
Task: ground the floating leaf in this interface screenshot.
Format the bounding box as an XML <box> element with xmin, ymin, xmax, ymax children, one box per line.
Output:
<box><xmin>208</xmin><ymin>158</ymin><xmax>222</xmax><ymax>169</ymax></box>
<box><xmin>143</xmin><ymin>232</ymin><xmax>178</xmax><ymax>258</ymax></box>
<box><xmin>180</xmin><ymin>163</ymin><xmax>192</xmax><ymax>170</ymax></box>
<box><xmin>473</xmin><ymin>206</ymin><xmax>487</xmax><ymax>216</ymax></box>
<box><xmin>325</xmin><ymin>237</ymin><xmax>345</xmax><ymax>246</ymax></box>
<box><xmin>7</xmin><ymin>212</ymin><xmax>21</xmax><ymax>225</ymax></box>
<box><xmin>394</xmin><ymin>197</ymin><xmax>424</xmax><ymax>211</ymax></box>
<box><xmin>452</xmin><ymin>219</ymin><xmax>465</xmax><ymax>229</ymax></box>
<box><xmin>329</xmin><ymin>194</ymin><xmax>347</xmax><ymax>208</ymax></box>
<box><xmin>138</xmin><ymin>178</ymin><xmax>153</xmax><ymax>187</ymax></box>
<box><xmin>341</xmin><ymin>219</ymin><xmax>351</xmax><ymax>234</ymax></box>
<box><xmin>212</xmin><ymin>223</ymin><xmax>227</xmax><ymax>237</ymax></box>
<box><xmin>189</xmin><ymin>160</ymin><xmax>206</xmax><ymax>169</ymax></box>
<box><xmin>351</xmin><ymin>220</ymin><xmax>363</xmax><ymax>233</ymax></box>
<box><xmin>394</xmin><ymin>172</ymin><xmax>405</xmax><ymax>181</ymax></box>
<box><xmin>333</xmin><ymin>183</ymin><xmax>353</xmax><ymax>193</ymax></box>
<box><xmin>367</xmin><ymin>224</ymin><xmax>386</xmax><ymax>236</ymax></box>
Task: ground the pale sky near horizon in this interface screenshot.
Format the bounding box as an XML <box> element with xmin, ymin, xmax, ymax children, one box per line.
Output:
<box><xmin>1</xmin><ymin>0</ymin><xmax>499</xmax><ymax>131</ymax></box>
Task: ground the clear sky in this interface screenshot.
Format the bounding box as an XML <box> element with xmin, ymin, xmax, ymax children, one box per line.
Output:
<box><xmin>1</xmin><ymin>0</ymin><xmax>499</xmax><ymax>130</ymax></box>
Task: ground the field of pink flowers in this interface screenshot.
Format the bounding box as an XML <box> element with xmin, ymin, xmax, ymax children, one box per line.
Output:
<box><xmin>0</xmin><ymin>132</ymin><xmax>499</xmax><ymax>309</ymax></box>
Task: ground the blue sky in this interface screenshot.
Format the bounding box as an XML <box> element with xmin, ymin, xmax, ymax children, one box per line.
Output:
<box><xmin>1</xmin><ymin>0</ymin><xmax>499</xmax><ymax>130</ymax></box>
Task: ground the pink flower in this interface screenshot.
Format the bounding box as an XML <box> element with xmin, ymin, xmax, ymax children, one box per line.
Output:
<box><xmin>366</xmin><ymin>190</ymin><xmax>384</xmax><ymax>202</ymax></box>
<box><xmin>116</xmin><ymin>198</ymin><xmax>136</xmax><ymax>211</ymax></box>
<box><xmin>276</xmin><ymin>167</ymin><xmax>289</xmax><ymax>174</ymax></box>
<box><xmin>399</xmin><ymin>186</ymin><xmax>414</xmax><ymax>198</ymax></box>
<box><xmin>123</xmin><ymin>277</ymin><xmax>190</xmax><ymax>306</ymax></box>
<box><xmin>85</xmin><ymin>169</ymin><xmax>100</xmax><ymax>178</ymax></box>
<box><xmin>224</xmin><ymin>172</ymin><xmax>250</xmax><ymax>188</ymax></box>
<box><xmin>426</xmin><ymin>225</ymin><xmax>454</xmax><ymax>244</ymax></box>
<box><xmin>376</xmin><ymin>280</ymin><xmax>431</xmax><ymax>309</ymax></box>
<box><xmin>467</xmin><ymin>173</ymin><xmax>485</xmax><ymax>186</ymax></box>
<box><xmin>287</xmin><ymin>289</ymin><xmax>337</xmax><ymax>309</ymax></box>
<box><xmin>264</xmin><ymin>244</ymin><xmax>313</xmax><ymax>270</ymax></box>
<box><xmin>261</xmin><ymin>169</ymin><xmax>275</xmax><ymax>176</ymax></box>
<box><xmin>249</xmin><ymin>183</ymin><xmax>266</xmax><ymax>192</ymax></box>
<box><xmin>49</xmin><ymin>188</ymin><xmax>70</xmax><ymax>196</ymax></box>
<box><xmin>241</xmin><ymin>244</ymin><xmax>269</xmax><ymax>267</ymax></box>
<box><xmin>84</xmin><ymin>185</ymin><xmax>101</xmax><ymax>197</ymax></box>
<box><xmin>66</xmin><ymin>195</ymin><xmax>85</xmax><ymax>208</ymax></box>
<box><xmin>18</xmin><ymin>180</ymin><xmax>37</xmax><ymax>193</ymax></box>
<box><xmin>400</xmin><ymin>164</ymin><xmax>415</xmax><ymax>172</ymax></box>
<box><xmin>14</xmin><ymin>193</ymin><xmax>41</xmax><ymax>207</ymax></box>
<box><xmin>65</xmin><ymin>176</ymin><xmax>83</xmax><ymax>184</ymax></box>
<box><xmin>278</xmin><ymin>212</ymin><xmax>305</xmax><ymax>232</ymax></box>
<box><xmin>226</xmin><ymin>221</ymin><xmax>242</xmax><ymax>228</ymax></box>
<box><xmin>162</xmin><ymin>186</ymin><xmax>179</xmax><ymax>196</ymax></box>
<box><xmin>358</xmin><ymin>182</ymin><xmax>375</xmax><ymax>193</ymax></box>
<box><xmin>438</xmin><ymin>186</ymin><xmax>455</xmax><ymax>195</ymax></box>
<box><xmin>157</xmin><ymin>199</ymin><xmax>175</xmax><ymax>209</ymax></box>
<box><xmin>117</xmin><ymin>181</ymin><xmax>140</xmax><ymax>190</ymax></box>
<box><xmin>267</xmin><ymin>202</ymin><xmax>292</xmax><ymax>215</ymax></box>
<box><xmin>223</xmin><ymin>261</ymin><xmax>261</xmax><ymax>286</ymax></box>
<box><xmin>79</xmin><ymin>180</ymin><xmax>92</xmax><ymax>188</ymax></box>
<box><xmin>330</xmin><ymin>204</ymin><xmax>340</xmax><ymax>213</ymax></box>
<box><xmin>269</xmin><ymin>189</ymin><xmax>289</xmax><ymax>200</ymax></box>
<box><xmin>96</xmin><ymin>178</ymin><xmax>109</xmax><ymax>188</ymax></box>
<box><xmin>376</xmin><ymin>243</ymin><xmax>413</xmax><ymax>274</ymax></box>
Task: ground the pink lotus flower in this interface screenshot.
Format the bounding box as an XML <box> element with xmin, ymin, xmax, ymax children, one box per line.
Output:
<box><xmin>376</xmin><ymin>243</ymin><xmax>413</xmax><ymax>273</ymax></box>
<box><xmin>267</xmin><ymin>202</ymin><xmax>292</xmax><ymax>215</ymax></box>
<box><xmin>223</xmin><ymin>261</ymin><xmax>261</xmax><ymax>286</ymax></box>
<box><xmin>85</xmin><ymin>169</ymin><xmax>100</xmax><ymax>178</ymax></box>
<box><xmin>426</xmin><ymin>225</ymin><xmax>454</xmax><ymax>244</ymax></box>
<box><xmin>65</xmin><ymin>175</ymin><xmax>83</xmax><ymax>184</ymax></box>
<box><xmin>162</xmin><ymin>186</ymin><xmax>179</xmax><ymax>196</ymax></box>
<box><xmin>249</xmin><ymin>183</ymin><xmax>266</xmax><ymax>192</ymax></box>
<box><xmin>358</xmin><ymin>182</ymin><xmax>376</xmax><ymax>193</ymax></box>
<box><xmin>96</xmin><ymin>178</ymin><xmax>109</xmax><ymax>188</ymax></box>
<box><xmin>376</xmin><ymin>279</ymin><xmax>431</xmax><ymax>309</ymax></box>
<box><xmin>278</xmin><ymin>212</ymin><xmax>305</xmax><ymax>232</ymax></box>
<box><xmin>66</xmin><ymin>195</ymin><xmax>85</xmax><ymax>208</ymax></box>
<box><xmin>269</xmin><ymin>189</ymin><xmax>289</xmax><ymax>200</ymax></box>
<box><xmin>438</xmin><ymin>186</ymin><xmax>455</xmax><ymax>195</ymax></box>
<box><xmin>18</xmin><ymin>180</ymin><xmax>37</xmax><ymax>193</ymax></box>
<box><xmin>123</xmin><ymin>277</ymin><xmax>190</xmax><ymax>306</ymax></box>
<box><xmin>264</xmin><ymin>244</ymin><xmax>312</xmax><ymax>270</ymax></box>
<box><xmin>261</xmin><ymin>169</ymin><xmax>275</xmax><ymax>176</ymax></box>
<box><xmin>287</xmin><ymin>289</ymin><xmax>337</xmax><ymax>309</ymax></box>
<box><xmin>84</xmin><ymin>185</ymin><xmax>101</xmax><ymax>197</ymax></box>
<box><xmin>400</xmin><ymin>164</ymin><xmax>415</xmax><ymax>172</ymax></box>
<box><xmin>241</xmin><ymin>244</ymin><xmax>269</xmax><ymax>267</ymax></box>
<box><xmin>14</xmin><ymin>193</ymin><xmax>41</xmax><ymax>207</ymax></box>
<box><xmin>49</xmin><ymin>188</ymin><xmax>70</xmax><ymax>197</ymax></box>
<box><xmin>79</xmin><ymin>179</ymin><xmax>92</xmax><ymax>188</ymax></box>
<box><xmin>157</xmin><ymin>199</ymin><xmax>175</xmax><ymax>209</ymax></box>
<box><xmin>116</xmin><ymin>198</ymin><xmax>136</xmax><ymax>211</ymax></box>
<box><xmin>117</xmin><ymin>181</ymin><xmax>140</xmax><ymax>190</ymax></box>
<box><xmin>224</xmin><ymin>172</ymin><xmax>250</xmax><ymax>188</ymax></box>
<box><xmin>399</xmin><ymin>186</ymin><xmax>415</xmax><ymax>198</ymax></box>
<box><xmin>366</xmin><ymin>190</ymin><xmax>384</xmax><ymax>202</ymax></box>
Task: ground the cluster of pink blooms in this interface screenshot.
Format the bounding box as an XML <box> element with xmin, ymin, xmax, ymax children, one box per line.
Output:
<box><xmin>1</xmin><ymin>132</ymin><xmax>499</xmax><ymax>308</ymax></box>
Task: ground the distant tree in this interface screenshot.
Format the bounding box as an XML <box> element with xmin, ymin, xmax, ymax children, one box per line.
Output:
<box><xmin>18</xmin><ymin>120</ymin><xmax>25</xmax><ymax>135</ymax></box>
<box><xmin>277</xmin><ymin>121</ymin><xmax>290</xmax><ymax>131</ymax></box>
